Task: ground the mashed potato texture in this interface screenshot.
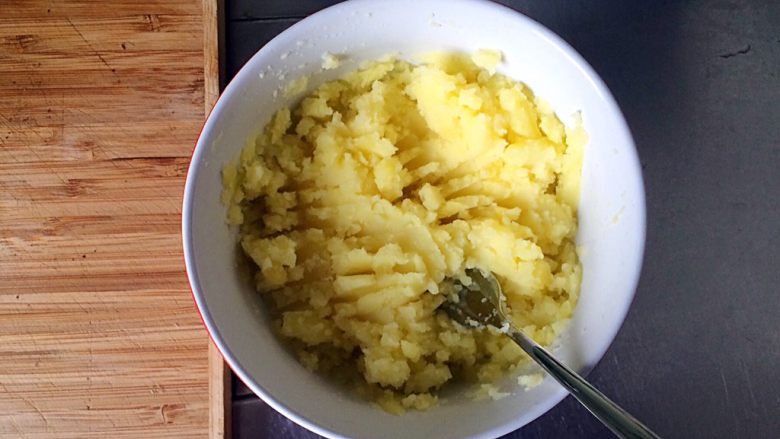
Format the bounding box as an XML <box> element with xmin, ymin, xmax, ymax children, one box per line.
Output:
<box><xmin>222</xmin><ymin>51</ymin><xmax>585</xmax><ymax>413</ymax></box>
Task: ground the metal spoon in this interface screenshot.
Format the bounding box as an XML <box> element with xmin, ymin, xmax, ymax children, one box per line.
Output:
<box><xmin>441</xmin><ymin>268</ymin><xmax>660</xmax><ymax>439</ymax></box>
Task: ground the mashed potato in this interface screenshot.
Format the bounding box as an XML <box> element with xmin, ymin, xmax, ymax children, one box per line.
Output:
<box><xmin>222</xmin><ymin>51</ymin><xmax>585</xmax><ymax>413</ymax></box>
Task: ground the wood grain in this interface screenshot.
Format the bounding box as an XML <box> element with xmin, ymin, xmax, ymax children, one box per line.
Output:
<box><xmin>0</xmin><ymin>2</ymin><xmax>208</xmax><ymax>438</ymax></box>
<box><xmin>202</xmin><ymin>1</ymin><xmax>231</xmax><ymax>439</ymax></box>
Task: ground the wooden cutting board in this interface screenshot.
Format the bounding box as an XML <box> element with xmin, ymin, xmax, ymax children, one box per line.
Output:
<box><xmin>0</xmin><ymin>1</ymin><xmax>214</xmax><ymax>437</ymax></box>
<box><xmin>202</xmin><ymin>1</ymin><xmax>232</xmax><ymax>439</ymax></box>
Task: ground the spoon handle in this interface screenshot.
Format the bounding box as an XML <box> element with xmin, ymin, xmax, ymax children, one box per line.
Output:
<box><xmin>507</xmin><ymin>329</ymin><xmax>661</xmax><ymax>439</ymax></box>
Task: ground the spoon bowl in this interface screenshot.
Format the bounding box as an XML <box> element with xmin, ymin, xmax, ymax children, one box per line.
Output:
<box><xmin>441</xmin><ymin>269</ymin><xmax>660</xmax><ymax>439</ymax></box>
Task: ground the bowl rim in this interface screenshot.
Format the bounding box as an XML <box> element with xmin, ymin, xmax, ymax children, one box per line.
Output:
<box><xmin>182</xmin><ymin>0</ymin><xmax>646</xmax><ymax>437</ymax></box>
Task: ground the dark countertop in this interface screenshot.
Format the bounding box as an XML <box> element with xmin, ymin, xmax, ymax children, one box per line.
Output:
<box><xmin>224</xmin><ymin>1</ymin><xmax>780</xmax><ymax>437</ymax></box>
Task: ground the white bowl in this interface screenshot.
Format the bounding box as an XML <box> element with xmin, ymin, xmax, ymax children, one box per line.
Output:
<box><xmin>183</xmin><ymin>0</ymin><xmax>645</xmax><ymax>438</ymax></box>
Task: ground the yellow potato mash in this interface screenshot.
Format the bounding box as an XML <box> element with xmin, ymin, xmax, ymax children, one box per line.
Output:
<box><xmin>222</xmin><ymin>51</ymin><xmax>585</xmax><ymax>413</ymax></box>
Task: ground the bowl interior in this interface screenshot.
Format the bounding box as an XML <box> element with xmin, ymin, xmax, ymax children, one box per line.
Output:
<box><xmin>183</xmin><ymin>1</ymin><xmax>645</xmax><ymax>438</ymax></box>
